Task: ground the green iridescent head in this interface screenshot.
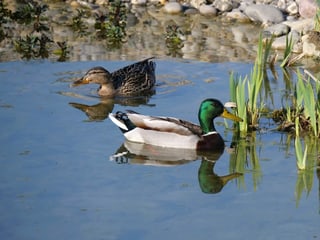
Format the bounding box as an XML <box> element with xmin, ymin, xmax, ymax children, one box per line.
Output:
<box><xmin>198</xmin><ymin>98</ymin><xmax>242</xmax><ymax>133</ymax></box>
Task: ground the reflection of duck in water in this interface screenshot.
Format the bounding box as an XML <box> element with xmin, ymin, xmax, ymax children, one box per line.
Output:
<box><xmin>110</xmin><ymin>140</ymin><xmax>199</xmax><ymax>166</ymax></box>
<box><xmin>69</xmin><ymin>99</ymin><xmax>114</xmax><ymax>121</ymax></box>
<box><xmin>108</xmin><ymin>98</ymin><xmax>242</xmax><ymax>150</ymax></box>
<box><xmin>198</xmin><ymin>158</ymin><xmax>242</xmax><ymax>194</ymax></box>
<box><xmin>72</xmin><ymin>58</ymin><xmax>156</xmax><ymax>97</ymax></box>
<box><xmin>110</xmin><ymin>141</ymin><xmax>242</xmax><ymax>194</ymax></box>
<box><xmin>69</xmin><ymin>96</ymin><xmax>155</xmax><ymax>121</ymax></box>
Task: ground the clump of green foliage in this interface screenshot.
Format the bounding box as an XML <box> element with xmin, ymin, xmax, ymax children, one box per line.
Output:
<box><xmin>11</xmin><ymin>1</ymin><xmax>53</xmax><ymax>59</ymax></box>
<box><xmin>11</xmin><ymin>0</ymin><xmax>49</xmax><ymax>32</ymax></box>
<box><xmin>94</xmin><ymin>0</ymin><xmax>127</xmax><ymax>48</ymax></box>
<box><xmin>165</xmin><ymin>24</ymin><xmax>184</xmax><ymax>57</ymax></box>
<box><xmin>0</xmin><ymin>1</ymin><xmax>11</xmax><ymax>42</ymax></box>
<box><xmin>273</xmin><ymin>70</ymin><xmax>320</xmax><ymax>138</ymax></box>
<box><xmin>53</xmin><ymin>41</ymin><xmax>70</xmax><ymax>62</ymax></box>
<box><xmin>0</xmin><ymin>0</ymin><xmax>71</xmax><ymax>60</ymax></box>
<box><xmin>71</xmin><ymin>9</ymin><xmax>89</xmax><ymax>37</ymax></box>
<box><xmin>229</xmin><ymin>34</ymin><xmax>266</xmax><ymax>136</ymax></box>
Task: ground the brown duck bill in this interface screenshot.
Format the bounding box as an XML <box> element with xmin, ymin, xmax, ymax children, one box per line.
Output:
<box><xmin>72</xmin><ymin>77</ymin><xmax>90</xmax><ymax>87</ymax></box>
<box><xmin>221</xmin><ymin>108</ymin><xmax>243</xmax><ymax>122</ymax></box>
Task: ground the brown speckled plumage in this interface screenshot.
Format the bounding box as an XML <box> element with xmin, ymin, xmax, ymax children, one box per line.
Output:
<box><xmin>73</xmin><ymin>57</ymin><xmax>156</xmax><ymax>97</ymax></box>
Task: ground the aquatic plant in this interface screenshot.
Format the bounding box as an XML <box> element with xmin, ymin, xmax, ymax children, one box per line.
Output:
<box><xmin>94</xmin><ymin>0</ymin><xmax>127</xmax><ymax>48</ymax></box>
<box><xmin>14</xmin><ymin>33</ymin><xmax>53</xmax><ymax>59</ymax></box>
<box><xmin>229</xmin><ymin>34</ymin><xmax>265</xmax><ymax>136</ymax></box>
<box><xmin>71</xmin><ymin>9</ymin><xmax>89</xmax><ymax>37</ymax></box>
<box><xmin>165</xmin><ymin>24</ymin><xmax>184</xmax><ymax>57</ymax></box>
<box><xmin>53</xmin><ymin>41</ymin><xmax>70</xmax><ymax>62</ymax></box>
<box><xmin>295</xmin><ymin>118</ymin><xmax>308</xmax><ymax>170</ymax></box>
<box><xmin>229</xmin><ymin>133</ymin><xmax>261</xmax><ymax>191</ymax></box>
<box><xmin>11</xmin><ymin>0</ymin><xmax>49</xmax><ymax>32</ymax></box>
<box><xmin>294</xmin><ymin>133</ymin><xmax>318</xmax><ymax>206</ymax></box>
<box><xmin>315</xmin><ymin>6</ymin><xmax>320</xmax><ymax>31</ymax></box>
<box><xmin>0</xmin><ymin>0</ymin><xmax>11</xmax><ymax>42</ymax></box>
<box><xmin>274</xmin><ymin>70</ymin><xmax>320</xmax><ymax>137</ymax></box>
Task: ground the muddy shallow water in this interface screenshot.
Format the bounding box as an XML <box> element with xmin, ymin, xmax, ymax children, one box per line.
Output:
<box><xmin>0</xmin><ymin>59</ymin><xmax>319</xmax><ymax>240</ymax></box>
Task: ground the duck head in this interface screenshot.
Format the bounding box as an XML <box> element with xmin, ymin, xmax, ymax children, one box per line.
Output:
<box><xmin>72</xmin><ymin>67</ymin><xmax>115</xmax><ymax>96</ymax></box>
<box><xmin>198</xmin><ymin>98</ymin><xmax>243</xmax><ymax>134</ymax></box>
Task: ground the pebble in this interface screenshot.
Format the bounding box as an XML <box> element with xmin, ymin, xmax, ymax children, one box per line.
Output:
<box><xmin>163</xmin><ymin>2</ymin><xmax>183</xmax><ymax>14</ymax></box>
<box><xmin>264</xmin><ymin>23</ymin><xmax>290</xmax><ymax>37</ymax></box>
<box><xmin>213</xmin><ymin>0</ymin><xmax>236</xmax><ymax>12</ymax></box>
<box><xmin>271</xmin><ymin>30</ymin><xmax>300</xmax><ymax>50</ymax></box>
<box><xmin>298</xmin><ymin>0</ymin><xmax>318</xmax><ymax>18</ymax></box>
<box><xmin>302</xmin><ymin>31</ymin><xmax>320</xmax><ymax>57</ymax></box>
<box><xmin>244</xmin><ymin>4</ymin><xmax>285</xmax><ymax>24</ymax></box>
<box><xmin>199</xmin><ymin>4</ymin><xmax>217</xmax><ymax>16</ymax></box>
<box><xmin>67</xmin><ymin>0</ymin><xmax>320</xmax><ymax>59</ymax></box>
<box><xmin>225</xmin><ymin>9</ymin><xmax>250</xmax><ymax>22</ymax></box>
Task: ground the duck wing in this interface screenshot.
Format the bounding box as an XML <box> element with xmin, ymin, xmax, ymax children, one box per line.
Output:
<box><xmin>111</xmin><ymin>58</ymin><xmax>156</xmax><ymax>94</ymax></box>
<box><xmin>126</xmin><ymin>110</ymin><xmax>203</xmax><ymax>136</ymax></box>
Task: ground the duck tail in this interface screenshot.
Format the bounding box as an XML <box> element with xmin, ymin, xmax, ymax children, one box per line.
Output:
<box><xmin>109</xmin><ymin>111</ymin><xmax>135</xmax><ymax>133</ymax></box>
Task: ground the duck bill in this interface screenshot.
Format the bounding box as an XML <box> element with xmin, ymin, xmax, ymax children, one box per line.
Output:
<box><xmin>221</xmin><ymin>108</ymin><xmax>243</xmax><ymax>122</ymax></box>
<box><xmin>72</xmin><ymin>77</ymin><xmax>89</xmax><ymax>87</ymax></box>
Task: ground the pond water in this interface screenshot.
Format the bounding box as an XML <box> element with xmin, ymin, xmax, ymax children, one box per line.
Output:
<box><xmin>0</xmin><ymin>59</ymin><xmax>319</xmax><ymax>240</ymax></box>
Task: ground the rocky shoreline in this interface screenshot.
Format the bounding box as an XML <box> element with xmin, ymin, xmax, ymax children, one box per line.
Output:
<box><xmin>1</xmin><ymin>0</ymin><xmax>319</xmax><ymax>64</ymax></box>
<box><xmin>71</xmin><ymin>0</ymin><xmax>320</xmax><ymax>59</ymax></box>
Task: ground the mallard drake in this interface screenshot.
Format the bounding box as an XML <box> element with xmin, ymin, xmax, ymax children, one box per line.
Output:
<box><xmin>72</xmin><ymin>57</ymin><xmax>156</xmax><ymax>97</ymax></box>
<box><xmin>108</xmin><ymin>98</ymin><xmax>243</xmax><ymax>150</ymax></box>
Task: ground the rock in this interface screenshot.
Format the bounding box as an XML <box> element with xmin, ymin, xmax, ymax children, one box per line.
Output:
<box><xmin>264</xmin><ymin>23</ymin><xmax>290</xmax><ymax>37</ymax></box>
<box><xmin>286</xmin><ymin>2</ymin><xmax>299</xmax><ymax>15</ymax></box>
<box><xmin>213</xmin><ymin>0</ymin><xmax>237</xmax><ymax>12</ymax></box>
<box><xmin>244</xmin><ymin>4</ymin><xmax>285</xmax><ymax>24</ymax></box>
<box><xmin>283</xmin><ymin>18</ymin><xmax>315</xmax><ymax>34</ymax></box>
<box><xmin>302</xmin><ymin>31</ymin><xmax>320</xmax><ymax>57</ymax></box>
<box><xmin>189</xmin><ymin>0</ymin><xmax>206</xmax><ymax>9</ymax></box>
<box><xmin>297</xmin><ymin>0</ymin><xmax>318</xmax><ymax>18</ymax></box>
<box><xmin>271</xmin><ymin>30</ymin><xmax>300</xmax><ymax>51</ymax></box>
<box><xmin>277</xmin><ymin>0</ymin><xmax>298</xmax><ymax>15</ymax></box>
<box><xmin>225</xmin><ymin>9</ymin><xmax>251</xmax><ymax>22</ymax></box>
<box><xmin>183</xmin><ymin>6</ymin><xmax>199</xmax><ymax>15</ymax></box>
<box><xmin>163</xmin><ymin>2</ymin><xmax>183</xmax><ymax>14</ymax></box>
<box><xmin>199</xmin><ymin>4</ymin><xmax>217</xmax><ymax>16</ymax></box>
<box><xmin>131</xmin><ymin>0</ymin><xmax>148</xmax><ymax>5</ymax></box>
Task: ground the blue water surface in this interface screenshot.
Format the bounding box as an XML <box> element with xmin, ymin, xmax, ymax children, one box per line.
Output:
<box><xmin>0</xmin><ymin>60</ymin><xmax>319</xmax><ymax>240</ymax></box>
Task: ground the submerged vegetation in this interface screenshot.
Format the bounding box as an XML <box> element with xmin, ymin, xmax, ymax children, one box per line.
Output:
<box><xmin>229</xmin><ymin>31</ymin><xmax>319</xmax><ymax>175</ymax></box>
<box><xmin>165</xmin><ymin>24</ymin><xmax>185</xmax><ymax>58</ymax></box>
<box><xmin>0</xmin><ymin>0</ymin><xmax>129</xmax><ymax>60</ymax></box>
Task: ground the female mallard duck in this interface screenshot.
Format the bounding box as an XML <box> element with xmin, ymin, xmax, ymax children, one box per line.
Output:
<box><xmin>72</xmin><ymin>57</ymin><xmax>156</xmax><ymax>97</ymax></box>
<box><xmin>108</xmin><ymin>98</ymin><xmax>242</xmax><ymax>150</ymax></box>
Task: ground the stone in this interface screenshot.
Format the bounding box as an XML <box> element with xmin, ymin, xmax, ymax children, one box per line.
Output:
<box><xmin>213</xmin><ymin>0</ymin><xmax>236</xmax><ymax>12</ymax></box>
<box><xmin>272</xmin><ymin>30</ymin><xmax>300</xmax><ymax>50</ymax></box>
<box><xmin>302</xmin><ymin>31</ymin><xmax>320</xmax><ymax>57</ymax></box>
<box><xmin>199</xmin><ymin>4</ymin><xmax>217</xmax><ymax>16</ymax></box>
<box><xmin>225</xmin><ymin>9</ymin><xmax>251</xmax><ymax>22</ymax></box>
<box><xmin>286</xmin><ymin>2</ymin><xmax>299</xmax><ymax>15</ymax></box>
<box><xmin>283</xmin><ymin>18</ymin><xmax>315</xmax><ymax>34</ymax></box>
<box><xmin>297</xmin><ymin>0</ymin><xmax>318</xmax><ymax>18</ymax></box>
<box><xmin>131</xmin><ymin>0</ymin><xmax>148</xmax><ymax>5</ymax></box>
<box><xmin>163</xmin><ymin>2</ymin><xmax>183</xmax><ymax>14</ymax></box>
<box><xmin>189</xmin><ymin>0</ymin><xmax>206</xmax><ymax>9</ymax></box>
<box><xmin>244</xmin><ymin>4</ymin><xmax>285</xmax><ymax>24</ymax></box>
<box><xmin>264</xmin><ymin>23</ymin><xmax>290</xmax><ymax>37</ymax></box>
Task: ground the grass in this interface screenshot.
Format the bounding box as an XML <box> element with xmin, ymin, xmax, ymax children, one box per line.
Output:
<box><xmin>230</xmin><ymin>31</ymin><xmax>320</xmax><ymax>139</ymax></box>
<box><xmin>229</xmin><ymin>34</ymin><xmax>266</xmax><ymax>136</ymax></box>
<box><xmin>274</xmin><ymin>70</ymin><xmax>320</xmax><ymax>138</ymax></box>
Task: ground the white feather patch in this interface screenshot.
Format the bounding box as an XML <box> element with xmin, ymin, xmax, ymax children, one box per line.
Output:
<box><xmin>124</xmin><ymin>128</ymin><xmax>200</xmax><ymax>149</ymax></box>
<box><xmin>127</xmin><ymin>113</ymin><xmax>193</xmax><ymax>135</ymax></box>
<box><xmin>108</xmin><ymin>113</ymin><xmax>128</xmax><ymax>131</ymax></box>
